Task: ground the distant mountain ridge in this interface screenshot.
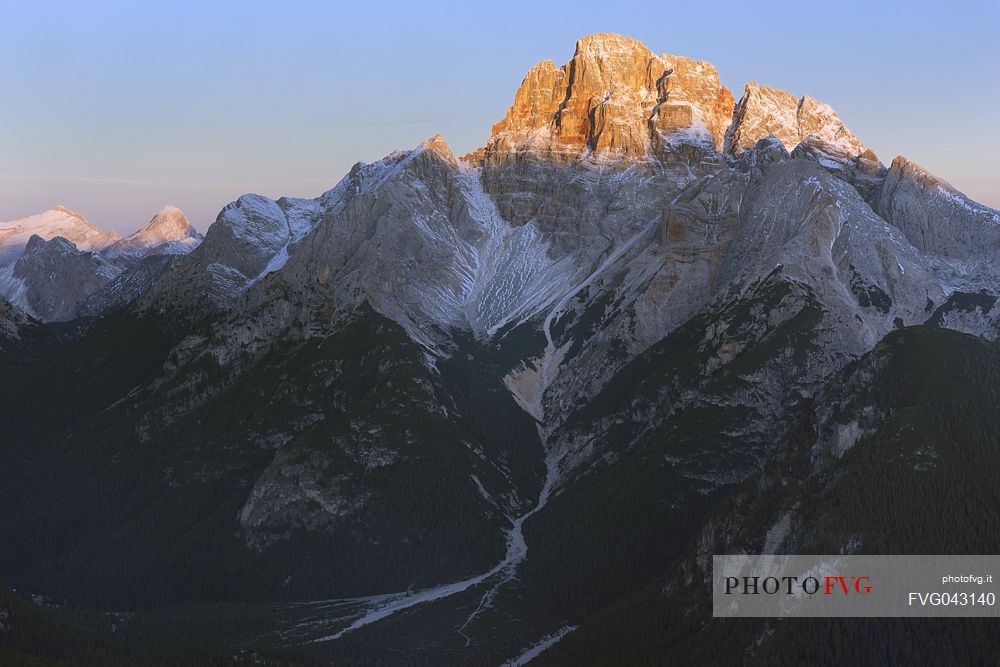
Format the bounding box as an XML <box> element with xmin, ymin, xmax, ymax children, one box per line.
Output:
<box><xmin>0</xmin><ymin>205</ymin><xmax>120</xmax><ymax>265</ymax></box>
<box><xmin>0</xmin><ymin>204</ymin><xmax>202</xmax><ymax>320</ymax></box>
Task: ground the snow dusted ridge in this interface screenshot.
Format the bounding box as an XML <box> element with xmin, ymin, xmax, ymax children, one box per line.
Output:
<box><xmin>0</xmin><ymin>265</ymin><xmax>29</xmax><ymax>317</ymax></box>
<box><xmin>457</xmin><ymin>162</ymin><xmax>579</xmax><ymax>337</ymax></box>
<box><xmin>0</xmin><ymin>206</ymin><xmax>120</xmax><ymax>265</ymax></box>
<box><xmin>725</xmin><ymin>83</ymin><xmax>867</xmax><ymax>157</ymax></box>
<box><xmin>0</xmin><ymin>205</ymin><xmax>201</xmax><ymax>320</ymax></box>
<box><xmin>0</xmin><ymin>204</ymin><xmax>201</xmax><ymax>267</ymax></box>
<box><xmin>354</xmin><ymin>136</ymin><xmax>602</xmax><ymax>344</ymax></box>
<box><xmin>193</xmin><ymin>134</ymin><xmax>592</xmax><ymax>352</ymax></box>
<box><xmin>102</xmin><ymin>206</ymin><xmax>203</xmax><ymax>259</ymax></box>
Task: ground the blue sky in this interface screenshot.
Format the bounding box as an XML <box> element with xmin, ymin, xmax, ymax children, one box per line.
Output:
<box><xmin>1</xmin><ymin>0</ymin><xmax>997</xmax><ymax>232</ymax></box>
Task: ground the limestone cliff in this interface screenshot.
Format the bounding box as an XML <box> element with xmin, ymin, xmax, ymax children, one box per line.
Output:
<box><xmin>725</xmin><ymin>82</ymin><xmax>867</xmax><ymax>156</ymax></box>
<box><xmin>480</xmin><ymin>33</ymin><xmax>873</xmax><ymax>169</ymax></box>
<box><xmin>483</xmin><ymin>33</ymin><xmax>734</xmax><ymax>163</ymax></box>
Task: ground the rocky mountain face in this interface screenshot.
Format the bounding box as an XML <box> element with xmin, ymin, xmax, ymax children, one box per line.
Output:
<box><xmin>0</xmin><ymin>205</ymin><xmax>202</xmax><ymax>321</ymax></box>
<box><xmin>1</xmin><ymin>33</ymin><xmax>999</xmax><ymax>666</ymax></box>
<box><xmin>11</xmin><ymin>235</ymin><xmax>119</xmax><ymax>322</ymax></box>
<box><xmin>483</xmin><ymin>33</ymin><xmax>734</xmax><ymax>163</ymax></box>
<box><xmin>140</xmin><ymin>193</ymin><xmax>315</xmax><ymax>311</ymax></box>
<box><xmin>877</xmin><ymin>156</ymin><xmax>1000</xmax><ymax>265</ymax></box>
<box><xmin>725</xmin><ymin>82</ymin><xmax>867</xmax><ymax>156</ymax></box>
<box><xmin>76</xmin><ymin>254</ymin><xmax>179</xmax><ymax>319</ymax></box>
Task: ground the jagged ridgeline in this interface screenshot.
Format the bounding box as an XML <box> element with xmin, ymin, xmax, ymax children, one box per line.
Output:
<box><xmin>1</xmin><ymin>33</ymin><xmax>998</xmax><ymax>666</ymax></box>
<box><xmin>0</xmin><ymin>205</ymin><xmax>203</xmax><ymax>323</ymax></box>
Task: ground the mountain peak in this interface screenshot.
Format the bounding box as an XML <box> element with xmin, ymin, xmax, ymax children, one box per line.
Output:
<box><xmin>725</xmin><ymin>82</ymin><xmax>867</xmax><ymax>156</ymax></box>
<box><xmin>887</xmin><ymin>155</ymin><xmax>950</xmax><ymax>188</ymax></box>
<box><xmin>419</xmin><ymin>133</ymin><xmax>458</xmax><ymax>164</ymax></box>
<box><xmin>100</xmin><ymin>206</ymin><xmax>202</xmax><ymax>260</ymax></box>
<box><xmin>573</xmin><ymin>32</ymin><xmax>651</xmax><ymax>57</ymax></box>
<box><xmin>482</xmin><ymin>34</ymin><xmax>734</xmax><ymax>163</ymax></box>
<box><xmin>143</xmin><ymin>205</ymin><xmax>197</xmax><ymax>237</ymax></box>
<box><xmin>50</xmin><ymin>205</ymin><xmax>88</xmax><ymax>221</ymax></box>
<box><xmin>21</xmin><ymin>233</ymin><xmax>79</xmax><ymax>257</ymax></box>
<box><xmin>480</xmin><ymin>33</ymin><xmax>867</xmax><ymax>167</ymax></box>
<box><xmin>0</xmin><ymin>206</ymin><xmax>120</xmax><ymax>265</ymax></box>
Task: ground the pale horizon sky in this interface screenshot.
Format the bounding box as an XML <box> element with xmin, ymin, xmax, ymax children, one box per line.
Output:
<box><xmin>1</xmin><ymin>0</ymin><xmax>997</xmax><ymax>233</ymax></box>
